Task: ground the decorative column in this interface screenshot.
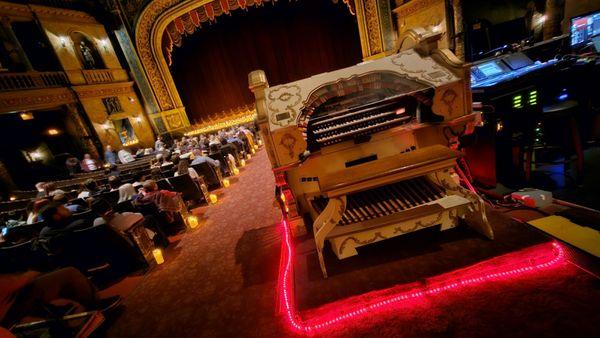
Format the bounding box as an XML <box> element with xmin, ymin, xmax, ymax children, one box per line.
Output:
<box><xmin>65</xmin><ymin>103</ymin><xmax>102</xmax><ymax>159</ymax></box>
<box><xmin>0</xmin><ymin>16</ymin><xmax>33</xmax><ymax>71</ymax></box>
<box><xmin>354</xmin><ymin>0</ymin><xmax>396</xmax><ymax>60</ymax></box>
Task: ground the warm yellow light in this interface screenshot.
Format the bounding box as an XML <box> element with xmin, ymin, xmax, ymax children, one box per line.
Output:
<box><xmin>152</xmin><ymin>248</ymin><xmax>164</xmax><ymax>264</ymax></box>
<box><xmin>246</xmin><ymin>154</ymin><xmax>252</xmax><ymax>160</ymax></box>
<box><xmin>233</xmin><ymin>168</ymin><xmax>240</xmax><ymax>175</ymax></box>
<box><xmin>240</xmin><ymin>159</ymin><xmax>246</xmax><ymax>167</ymax></box>
<box><xmin>184</xmin><ymin>109</ymin><xmax>258</xmax><ymax>136</ymax></box>
<box><xmin>280</xmin><ymin>193</ymin><xmax>286</xmax><ymax>202</ymax></box>
<box><xmin>258</xmin><ymin>139</ymin><xmax>263</xmax><ymax>146</ymax></box>
<box><xmin>251</xmin><ymin>148</ymin><xmax>256</xmax><ymax>154</ymax></box>
<box><xmin>47</xmin><ymin>128</ymin><xmax>59</xmax><ymax>135</ymax></box>
<box><xmin>223</xmin><ymin>178</ymin><xmax>230</xmax><ymax>188</ymax></box>
<box><xmin>20</xmin><ymin>112</ymin><xmax>34</xmax><ymax>120</ymax></box>
<box><xmin>103</xmin><ymin>163</ymin><xmax>111</xmax><ymax>168</ymax></box>
<box><xmin>209</xmin><ymin>194</ymin><xmax>218</xmax><ymax>204</ymax></box>
<box><xmin>9</xmin><ymin>196</ymin><xmax>16</xmax><ymax>201</ymax></box>
<box><xmin>254</xmin><ymin>145</ymin><xmax>259</xmax><ymax>150</ymax></box>
<box><xmin>496</xmin><ymin>121</ymin><xmax>504</xmax><ymax>132</ymax></box>
<box><xmin>187</xmin><ymin>215</ymin><xmax>199</xmax><ymax>228</ymax></box>
<box><xmin>123</xmin><ymin>139</ymin><xmax>140</xmax><ymax>147</ymax></box>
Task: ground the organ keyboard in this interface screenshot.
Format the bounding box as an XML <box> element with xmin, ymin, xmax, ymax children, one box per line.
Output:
<box><xmin>250</xmin><ymin>27</ymin><xmax>494</xmax><ymax>278</ymax></box>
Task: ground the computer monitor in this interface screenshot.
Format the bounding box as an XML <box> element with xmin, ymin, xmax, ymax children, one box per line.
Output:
<box><xmin>570</xmin><ymin>10</ymin><xmax>600</xmax><ymax>49</ymax></box>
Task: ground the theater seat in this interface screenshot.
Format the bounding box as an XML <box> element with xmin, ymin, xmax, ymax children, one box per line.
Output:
<box><xmin>191</xmin><ymin>162</ymin><xmax>222</xmax><ymax>189</ymax></box>
<box><xmin>168</xmin><ymin>174</ymin><xmax>207</xmax><ymax>205</ymax></box>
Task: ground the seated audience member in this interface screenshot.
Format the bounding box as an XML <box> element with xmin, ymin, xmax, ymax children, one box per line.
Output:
<box><xmin>26</xmin><ymin>199</ymin><xmax>50</xmax><ymax>224</ymax></box>
<box><xmin>118</xmin><ymin>183</ymin><xmax>139</xmax><ymax>203</ymax></box>
<box><xmin>77</xmin><ymin>179</ymin><xmax>103</xmax><ymax>199</ymax></box>
<box><xmin>38</xmin><ymin>203</ymin><xmax>88</xmax><ymax>239</ymax></box>
<box><xmin>91</xmin><ymin>199</ymin><xmax>142</xmax><ymax>232</ymax></box>
<box><xmin>150</xmin><ymin>154</ymin><xmax>164</xmax><ymax>169</ymax></box>
<box><xmin>53</xmin><ymin>193</ymin><xmax>86</xmax><ymax>213</ymax></box>
<box><xmin>191</xmin><ymin>149</ymin><xmax>220</xmax><ymax>169</ymax></box>
<box><xmin>65</xmin><ymin>155</ymin><xmax>80</xmax><ymax>176</ymax></box>
<box><xmin>118</xmin><ymin>148</ymin><xmax>135</xmax><ymax>164</ymax></box>
<box><xmin>43</xmin><ymin>183</ymin><xmax>65</xmax><ymax>197</ymax></box>
<box><xmin>134</xmin><ymin>180</ymin><xmax>181</xmax><ymax>224</ymax></box>
<box><xmin>175</xmin><ymin>156</ymin><xmax>201</xmax><ymax>181</ymax></box>
<box><xmin>131</xmin><ymin>172</ymin><xmax>145</xmax><ymax>190</ymax></box>
<box><xmin>108</xmin><ymin>176</ymin><xmax>123</xmax><ymax>191</ymax></box>
<box><xmin>91</xmin><ymin>199</ymin><xmax>167</xmax><ymax>247</ymax></box>
<box><xmin>105</xmin><ymin>163</ymin><xmax>120</xmax><ymax>177</ymax></box>
<box><xmin>35</xmin><ymin>182</ymin><xmax>46</xmax><ymax>198</ymax></box>
<box><xmin>155</xmin><ymin>136</ymin><xmax>165</xmax><ymax>152</ymax></box>
<box><xmin>80</xmin><ymin>154</ymin><xmax>99</xmax><ymax>172</ymax></box>
<box><xmin>105</xmin><ymin>145</ymin><xmax>117</xmax><ymax>165</ymax></box>
<box><xmin>0</xmin><ymin>268</ymin><xmax>121</xmax><ymax>328</ymax></box>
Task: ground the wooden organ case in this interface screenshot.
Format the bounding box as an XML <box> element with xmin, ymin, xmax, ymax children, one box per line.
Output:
<box><xmin>249</xmin><ymin>29</ymin><xmax>494</xmax><ymax>278</ymax></box>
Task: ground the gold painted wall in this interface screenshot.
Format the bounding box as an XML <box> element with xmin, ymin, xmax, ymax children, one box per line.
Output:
<box><xmin>73</xmin><ymin>82</ymin><xmax>155</xmax><ymax>150</ymax></box>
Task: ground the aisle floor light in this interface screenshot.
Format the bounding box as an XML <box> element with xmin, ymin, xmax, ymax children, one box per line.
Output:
<box><xmin>276</xmin><ymin>217</ymin><xmax>566</xmax><ymax>334</ymax></box>
<box><xmin>187</xmin><ymin>215</ymin><xmax>199</xmax><ymax>228</ymax></box>
<box><xmin>223</xmin><ymin>178</ymin><xmax>230</xmax><ymax>188</ymax></box>
<box><xmin>209</xmin><ymin>193</ymin><xmax>218</xmax><ymax>204</ymax></box>
<box><xmin>240</xmin><ymin>159</ymin><xmax>246</xmax><ymax>167</ymax></box>
<box><xmin>152</xmin><ymin>248</ymin><xmax>164</xmax><ymax>264</ymax></box>
<box><xmin>233</xmin><ymin>168</ymin><xmax>240</xmax><ymax>175</ymax></box>
<box><xmin>246</xmin><ymin>154</ymin><xmax>252</xmax><ymax>160</ymax></box>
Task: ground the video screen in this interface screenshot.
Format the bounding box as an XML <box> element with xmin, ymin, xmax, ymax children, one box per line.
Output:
<box><xmin>478</xmin><ymin>61</ymin><xmax>504</xmax><ymax>78</ymax></box>
<box><xmin>571</xmin><ymin>11</ymin><xmax>600</xmax><ymax>47</ymax></box>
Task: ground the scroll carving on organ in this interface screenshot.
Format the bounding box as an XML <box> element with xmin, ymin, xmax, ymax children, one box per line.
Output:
<box><xmin>249</xmin><ymin>27</ymin><xmax>493</xmax><ymax>278</ymax></box>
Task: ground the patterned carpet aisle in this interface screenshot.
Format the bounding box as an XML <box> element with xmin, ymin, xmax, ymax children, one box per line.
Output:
<box><xmin>106</xmin><ymin>149</ymin><xmax>286</xmax><ymax>338</ymax></box>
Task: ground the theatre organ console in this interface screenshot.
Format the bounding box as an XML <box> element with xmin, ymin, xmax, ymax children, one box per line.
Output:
<box><xmin>249</xmin><ymin>28</ymin><xmax>494</xmax><ymax>278</ymax></box>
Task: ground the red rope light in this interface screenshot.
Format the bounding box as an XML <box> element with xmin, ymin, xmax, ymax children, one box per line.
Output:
<box><xmin>277</xmin><ymin>218</ymin><xmax>566</xmax><ymax>334</ymax></box>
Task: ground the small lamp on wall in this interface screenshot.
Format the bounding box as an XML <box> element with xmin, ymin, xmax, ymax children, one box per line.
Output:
<box><xmin>59</xmin><ymin>36</ymin><xmax>68</xmax><ymax>48</ymax></box>
<box><xmin>134</xmin><ymin>116</ymin><xmax>143</xmax><ymax>126</ymax></box>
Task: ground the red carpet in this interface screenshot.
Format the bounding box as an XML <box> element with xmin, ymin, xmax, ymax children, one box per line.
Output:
<box><xmin>105</xmin><ymin>148</ymin><xmax>600</xmax><ymax>338</ymax></box>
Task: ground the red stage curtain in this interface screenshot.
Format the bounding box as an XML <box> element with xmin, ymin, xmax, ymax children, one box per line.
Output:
<box><xmin>171</xmin><ymin>0</ymin><xmax>363</xmax><ymax>123</ymax></box>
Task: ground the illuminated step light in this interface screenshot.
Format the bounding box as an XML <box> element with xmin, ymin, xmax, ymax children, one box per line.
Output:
<box><xmin>233</xmin><ymin>168</ymin><xmax>240</xmax><ymax>175</ymax></box>
<box><xmin>187</xmin><ymin>215</ymin><xmax>199</xmax><ymax>228</ymax></box>
<box><xmin>209</xmin><ymin>193</ymin><xmax>218</xmax><ymax>204</ymax></box>
<box><xmin>223</xmin><ymin>178</ymin><xmax>230</xmax><ymax>188</ymax></box>
<box><xmin>47</xmin><ymin>128</ymin><xmax>60</xmax><ymax>136</ymax></box>
<box><xmin>240</xmin><ymin>159</ymin><xmax>246</xmax><ymax>167</ymax></box>
<box><xmin>152</xmin><ymin>248</ymin><xmax>164</xmax><ymax>264</ymax></box>
<box><xmin>20</xmin><ymin>112</ymin><xmax>34</xmax><ymax>120</ymax></box>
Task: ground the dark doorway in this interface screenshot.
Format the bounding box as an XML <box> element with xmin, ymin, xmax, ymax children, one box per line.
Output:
<box><xmin>0</xmin><ymin>109</ymin><xmax>86</xmax><ymax>188</ymax></box>
<box><xmin>171</xmin><ymin>0</ymin><xmax>363</xmax><ymax>123</ymax></box>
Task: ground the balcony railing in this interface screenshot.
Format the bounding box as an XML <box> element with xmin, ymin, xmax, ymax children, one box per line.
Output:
<box><xmin>0</xmin><ymin>71</ymin><xmax>69</xmax><ymax>92</ymax></box>
<box><xmin>82</xmin><ymin>69</ymin><xmax>115</xmax><ymax>84</ymax></box>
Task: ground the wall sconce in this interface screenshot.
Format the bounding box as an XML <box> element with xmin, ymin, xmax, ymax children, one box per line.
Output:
<box><xmin>128</xmin><ymin>96</ymin><xmax>135</xmax><ymax>103</ymax></box>
<box><xmin>47</xmin><ymin>128</ymin><xmax>60</xmax><ymax>136</ymax></box>
<box><xmin>59</xmin><ymin>36</ymin><xmax>68</xmax><ymax>48</ymax></box>
<box><xmin>134</xmin><ymin>116</ymin><xmax>143</xmax><ymax>125</ymax></box>
<box><xmin>99</xmin><ymin>38</ymin><xmax>110</xmax><ymax>52</ymax></box>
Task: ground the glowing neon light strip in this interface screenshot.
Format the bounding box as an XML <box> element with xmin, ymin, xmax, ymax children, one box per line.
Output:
<box><xmin>277</xmin><ymin>219</ymin><xmax>566</xmax><ymax>334</ymax></box>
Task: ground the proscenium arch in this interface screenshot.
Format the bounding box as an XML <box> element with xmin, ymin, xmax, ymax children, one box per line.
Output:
<box><xmin>134</xmin><ymin>0</ymin><xmax>381</xmax><ymax>133</ymax></box>
<box><xmin>135</xmin><ymin>0</ymin><xmax>208</xmax><ymax>132</ymax></box>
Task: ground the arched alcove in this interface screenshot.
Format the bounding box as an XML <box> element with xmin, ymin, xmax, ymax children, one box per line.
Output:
<box><xmin>70</xmin><ymin>31</ymin><xmax>106</xmax><ymax>70</ymax></box>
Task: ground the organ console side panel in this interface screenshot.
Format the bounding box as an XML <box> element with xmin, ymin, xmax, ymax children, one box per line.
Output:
<box><xmin>249</xmin><ymin>70</ymin><xmax>280</xmax><ymax>169</ymax></box>
<box><xmin>249</xmin><ymin>27</ymin><xmax>493</xmax><ymax>278</ymax></box>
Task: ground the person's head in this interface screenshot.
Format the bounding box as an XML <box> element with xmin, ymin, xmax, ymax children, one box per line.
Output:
<box><xmin>177</xmin><ymin>158</ymin><xmax>190</xmax><ymax>175</ymax></box>
<box><xmin>90</xmin><ymin>198</ymin><xmax>114</xmax><ymax>220</ymax></box>
<box><xmin>82</xmin><ymin>179</ymin><xmax>97</xmax><ymax>192</ymax></box>
<box><xmin>40</xmin><ymin>203</ymin><xmax>72</xmax><ymax>227</ymax></box>
<box><xmin>83</xmin><ymin>154</ymin><xmax>91</xmax><ymax>160</ymax></box>
<box><xmin>44</xmin><ymin>182</ymin><xmax>57</xmax><ymax>195</ymax></box>
<box><xmin>106</xmin><ymin>145</ymin><xmax>112</xmax><ymax>151</ymax></box>
<box><xmin>143</xmin><ymin>180</ymin><xmax>158</xmax><ymax>193</ymax></box>
<box><xmin>33</xmin><ymin>199</ymin><xmax>50</xmax><ymax>213</ymax></box>
<box><xmin>35</xmin><ymin>182</ymin><xmax>46</xmax><ymax>192</ymax></box>
<box><xmin>157</xmin><ymin>136</ymin><xmax>162</xmax><ymax>141</ymax></box>
<box><xmin>52</xmin><ymin>193</ymin><xmax>68</xmax><ymax>204</ymax></box>
<box><xmin>108</xmin><ymin>175</ymin><xmax>122</xmax><ymax>190</ymax></box>
<box><xmin>171</xmin><ymin>155</ymin><xmax>180</xmax><ymax>166</ymax></box>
